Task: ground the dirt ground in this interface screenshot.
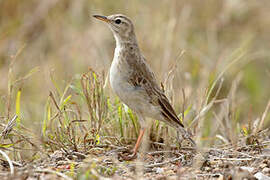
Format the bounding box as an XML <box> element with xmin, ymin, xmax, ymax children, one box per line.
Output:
<box><xmin>1</xmin><ymin>130</ymin><xmax>269</xmax><ymax>180</ymax></box>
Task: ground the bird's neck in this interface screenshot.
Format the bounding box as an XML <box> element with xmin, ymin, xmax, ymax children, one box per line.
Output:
<box><xmin>114</xmin><ymin>33</ymin><xmax>139</xmax><ymax>49</ymax></box>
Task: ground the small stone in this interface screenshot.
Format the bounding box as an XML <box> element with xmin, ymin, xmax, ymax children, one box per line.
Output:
<box><xmin>260</xmin><ymin>163</ymin><xmax>268</xmax><ymax>169</ymax></box>
<box><xmin>156</xmin><ymin>175</ymin><xmax>166</xmax><ymax>180</ymax></box>
<box><xmin>210</xmin><ymin>160</ymin><xmax>218</xmax><ymax>166</ymax></box>
<box><xmin>166</xmin><ymin>170</ymin><xmax>175</xmax><ymax>175</ymax></box>
<box><xmin>204</xmin><ymin>167</ymin><xmax>211</xmax><ymax>172</ymax></box>
<box><xmin>217</xmin><ymin>174</ymin><xmax>224</xmax><ymax>180</ymax></box>
<box><xmin>254</xmin><ymin>172</ymin><xmax>270</xmax><ymax>180</ymax></box>
<box><xmin>50</xmin><ymin>150</ymin><xmax>64</xmax><ymax>161</ymax></box>
<box><xmin>240</xmin><ymin>166</ymin><xmax>254</xmax><ymax>173</ymax></box>
<box><xmin>156</xmin><ymin>167</ymin><xmax>164</xmax><ymax>174</ymax></box>
<box><xmin>262</xmin><ymin>168</ymin><xmax>270</xmax><ymax>174</ymax></box>
<box><xmin>57</xmin><ymin>160</ymin><xmax>68</xmax><ymax>165</ymax></box>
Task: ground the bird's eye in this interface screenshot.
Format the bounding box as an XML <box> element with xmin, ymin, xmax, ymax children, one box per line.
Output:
<box><xmin>115</xmin><ymin>19</ymin><xmax>121</xmax><ymax>24</ymax></box>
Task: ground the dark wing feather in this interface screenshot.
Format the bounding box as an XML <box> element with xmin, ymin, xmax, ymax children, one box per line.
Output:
<box><xmin>126</xmin><ymin>52</ymin><xmax>184</xmax><ymax>128</ymax></box>
<box><xmin>157</xmin><ymin>94</ymin><xmax>184</xmax><ymax>127</ymax></box>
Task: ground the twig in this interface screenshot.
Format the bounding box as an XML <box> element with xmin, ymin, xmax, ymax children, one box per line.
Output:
<box><xmin>72</xmin><ymin>152</ymin><xmax>86</xmax><ymax>159</ymax></box>
<box><xmin>212</xmin><ymin>157</ymin><xmax>253</xmax><ymax>161</ymax></box>
<box><xmin>147</xmin><ymin>150</ymin><xmax>177</xmax><ymax>155</ymax></box>
<box><xmin>11</xmin><ymin>161</ymin><xmax>23</xmax><ymax>167</ymax></box>
<box><xmin>0</xmin><ymin>149</ymin><xmax>14</xmax><ymax>174</ymax></box>
<box><xmin>196</xmin><ymin>173</ymin><xmax>222</xmax><ymax>177</ymax></box>
<box><xmin>259</xmin><ymin>154</ymin><xmax>270</xmax><ymax>158</ymax></box>
<box><xmin>105</xmin><ymin>146</ymin><xmax>129</xmax><ymax>155</ymax></box>
<box><xmin>144</xmin><ymin>155</ymin><xmax>183</xmax><ymax>168</ymax></box>
<box><xmin>262</xmin><ymin>140</ymin><xmax>270</xmax><ymax>145</ymax></box>
<box><xmin>34</xmin><ymin>168</ymin><xmax>72</xmax><ymax>180</ymax></box>
<box><xmin>0</xmin><ymin>159</ymin><xmax>23</xmax><ymax>167</ymax></box>
<box><xmin>150</xmin><ymin>141</ymin><xmax>197</xmax><ymax>150</ymax></box>
<box><xmin>232</xmin><ymin>150</ymin><xmax>254</xmax><ymax>159</ymax></box>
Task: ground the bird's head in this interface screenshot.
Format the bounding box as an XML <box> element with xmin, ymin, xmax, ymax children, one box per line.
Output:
<box><xmin>93</xmin><ymin>14</ymin><xmax>136</xmax><ymax>44</ymax></box>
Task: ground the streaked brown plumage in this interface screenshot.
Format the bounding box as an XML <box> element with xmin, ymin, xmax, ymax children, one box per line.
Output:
<box><xmin>93</xmin><ymin>14</ymin><xmax>195</xmax><ymax>159</ymax></box>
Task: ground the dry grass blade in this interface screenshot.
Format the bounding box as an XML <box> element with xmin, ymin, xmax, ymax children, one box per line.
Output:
<box><xmin>256</xmin><ymin>99</ymin><xmax>270</xmax><ymax>133</ymax></box>
<box><xmin>0</xmin><ymin>115</ymin><xmax>17</xmax><ymax>140</ymax></box>
<box><xmin>49</xmin><ymin>92</ymin><xmax>61</xmax><ymax>113</ymax></box>
<box><xmin>80</xmin><ymin>70</ymin><xmax>108</xmax><ymax>132</ymax></box>
<box><xmin>189</xmin><ymin>78</ymin><xmax>224</xmax><ymax>128</ymax></box>
<box><xmin>0</xmin><ymin>149</ymin><xmax>14</xmax><ymax>174</ymax></box>
<box><xmin>145</xmin><ymin>155</ymin><xmax>183</xmax><ymax>168</ymax></box>
<box><xmin>205</xmin><ymin>46</ymin><xmax>247</xmax><ymax>106</ymax></box>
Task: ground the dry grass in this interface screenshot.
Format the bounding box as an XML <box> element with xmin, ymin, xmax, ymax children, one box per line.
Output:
<box><xmin>0</xmin><ymin>0</ymin><xmax>270</xmax><ymax>179</ymax></box>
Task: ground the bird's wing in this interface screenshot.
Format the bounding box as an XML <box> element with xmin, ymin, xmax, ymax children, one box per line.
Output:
<box><xmin>127</xmin><ymin>55</ymin><xmax>184</xmax><ymax>128</ymax></box>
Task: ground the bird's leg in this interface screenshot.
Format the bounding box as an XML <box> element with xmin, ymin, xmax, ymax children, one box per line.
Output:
<box><xmin>119</xmin><ymin>115</ymin><xmax>147</xmax><ymax>161</ymax></box>
<box><xmin>130</xmin><ymin>114</ymin><xmax>147</xmax><ymax>158</ymax></box>
<box><xmin>121</xmin><ymin>128</ymin><xmax>145</xmax><ymax>160</ymax></box>
<box><xmin>132</xmin><ymin>128</ymin><xmax>146</xmax><ymax>156</ymax></box>
<box><xmin>120</xmin><ymin>128</ymin><xmax>146</xmax><ymax>161</ymax></box>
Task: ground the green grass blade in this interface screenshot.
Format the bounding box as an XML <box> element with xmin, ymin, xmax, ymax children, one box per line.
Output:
<box><xmin>60</xmin><ymin>95</ymin><xmax>72</xmax><ymax>110</ymax></box>
<box><xmin>127</xmin><ymin>108</ymin><xmax>138</xmax><ymax>136</ymax></box>
<box><xmin>43</xmin><ymin>98</ymin><xmax>51</xmax><ymax>137</ymax></box>
<box><xmin>60</xmin><ymin>82</ymin><xmax>72</xmax><ymax>106</ymax></box>
<box><xmin>50</xmin><ymin>73</ymin><xmax>62</xmax><ymax>97</ymax></box>
<box><xmin>118</xmin><ymin>104</ymin><xmax>123</xmax><ymax>138</ymax></box>
<box><xmin>0</xmin><ymin>143</ymin><xmax>15</xmax><ymax>148</ymax></box>
<box><xmin>15</xmin><ymin>88</ymin><xmax>21</xmax><ymax>128</ymax></box>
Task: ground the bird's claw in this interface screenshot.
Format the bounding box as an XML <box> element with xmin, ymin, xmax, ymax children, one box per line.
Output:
<box><xmin>118</xmin><ymin>151</ymin><xmax>137</xmax><ymax>161</ymax></box>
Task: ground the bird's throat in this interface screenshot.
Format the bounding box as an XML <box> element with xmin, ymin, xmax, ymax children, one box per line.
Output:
<box><xmin>114</xmin><ymin>32</ymin><xmax>138</xmax><ymax>48</ymax></box>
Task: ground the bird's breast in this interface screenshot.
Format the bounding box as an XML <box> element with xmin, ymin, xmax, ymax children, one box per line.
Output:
<box><xmin>109</xmin><ymin>47</ymin><xmax>133</xmax><ymax>98</ymax></box>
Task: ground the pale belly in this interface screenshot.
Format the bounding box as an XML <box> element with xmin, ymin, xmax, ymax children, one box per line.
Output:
<box><xmin>109</xmin><ymin>47</ymin><xmax>162</xmax><ymax>120</ymax></box>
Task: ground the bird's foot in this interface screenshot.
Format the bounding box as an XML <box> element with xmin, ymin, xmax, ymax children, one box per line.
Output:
<box><xmin>118</xmin><ymin>150</ymin><xmax>137</xmax><ymax>161</ymax></box>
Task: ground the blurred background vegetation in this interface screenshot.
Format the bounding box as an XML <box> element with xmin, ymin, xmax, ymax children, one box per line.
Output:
<box><xmin>0</xmin><ymin>0</ymin><xmax>270</xmax><ymax>155</ymax></box>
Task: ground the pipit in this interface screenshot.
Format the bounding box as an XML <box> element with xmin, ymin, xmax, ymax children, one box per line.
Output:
<box><xmin>93</xmin><ymin>14</ymin><xmax>195</xmax><ymax>159</ymax></box>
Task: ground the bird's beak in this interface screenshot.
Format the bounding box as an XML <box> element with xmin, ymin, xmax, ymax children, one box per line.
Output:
<box><xmin>93</xmin><ymin>15</ymin><xmax>110</xmax><ymax>23</ymax></box>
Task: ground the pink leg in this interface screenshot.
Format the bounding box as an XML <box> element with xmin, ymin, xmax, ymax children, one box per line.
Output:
<box><xmin>121</xmin><ymin>128</ymin><xmax>146</xmax><ymax>160</ymax></box>
<box><xmin>132</xmin><ymin>128</ymin><xmax>146</xmax><ymax>155</ymax></box>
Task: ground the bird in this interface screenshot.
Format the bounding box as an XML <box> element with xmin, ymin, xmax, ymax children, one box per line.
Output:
<box><xmin>93</xmin><ymin>14</ymin><xmax>195</xmax><ymax>160</ymax></box>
